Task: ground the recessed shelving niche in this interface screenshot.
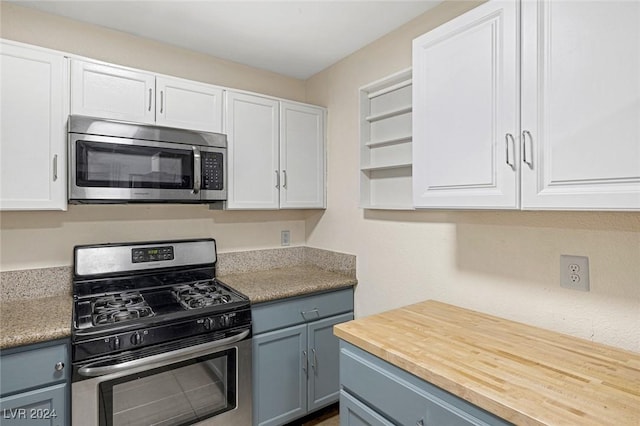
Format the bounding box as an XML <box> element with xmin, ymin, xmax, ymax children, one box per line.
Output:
<box><xmin>359</xmin><ymin>68</ymin><xmax>413</xmax><ymax>210</ymax></box>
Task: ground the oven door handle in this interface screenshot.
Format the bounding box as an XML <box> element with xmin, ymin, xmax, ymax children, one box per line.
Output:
<box><xmin>77</xmin><ymin>329</ymin><xmax>249</xmax><ymax>377</ymax></box>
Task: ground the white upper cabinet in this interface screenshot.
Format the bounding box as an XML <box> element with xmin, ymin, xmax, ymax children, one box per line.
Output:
<box><xmin>520</xmin><ymin>0</ymin><xmax>640</xmax><ymax>210</ymax></box>
<box><xmin>412</xmin><ymin>0</ymin><xmax>519</xmax><ymax>209</ymax></box>
<box><xmin>71</xmin><ymin>60</ymin><xmax>223</xmax><ymax>132</ymax></box>
<box><xmin>71</xmin><ymin>60</ymin><xmax>155</xmax><ymax>124</ymax></box>
<box><xmin>0</xmin><ymin>41</ymin><xmax>68</xmax><ymax>211</ymax></box>
<box><xmin>412</xmin><ymin>0</ymin><xmax>640</xmax><ymax>211</ymax></box>
<box><xmin>225</xmin><ymin>91</ymin><xmax>280</xmax><ymax>209</ymax></box>
<box><xmin>155</xmin><ymin>76</ymin><xmax>223</xmax><ymax>133</ymax></box>
<box><xmin>280</xmin><ymin>101</ymin><xmax>325</xmax><ymax>209</ymax></box>
<box><xmin>224</xmin><ymin>92</ymin><xmax>326</xmax><ymax>210</ymax></box>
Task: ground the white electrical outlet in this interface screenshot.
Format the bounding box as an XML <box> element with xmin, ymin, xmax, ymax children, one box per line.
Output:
<box><xmin>281</xmin><ymin>230</ymin><xmax>290</xmax><ymax>246</ymax></box>
<box><xmin>560</xmin><ymin>255</ymin><xmax>590</xmax><ymax>291</ymax></box>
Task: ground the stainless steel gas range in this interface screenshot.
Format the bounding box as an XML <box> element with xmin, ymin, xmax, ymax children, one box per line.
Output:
<box><xmin>71</xmin><ymin>239</ymin><xmax>252</xmax><ymax>426</ymax></box>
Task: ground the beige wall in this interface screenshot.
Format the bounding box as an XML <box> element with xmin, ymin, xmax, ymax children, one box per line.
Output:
<box><xmin>305</xmin><ymin>1</ymin><xmax>640</xmax><ymax>352</ymax></box>
<box><xmin>0</xmin><ymin>2</ymin><xmax>311</xmax><ymax>270</ymax></box>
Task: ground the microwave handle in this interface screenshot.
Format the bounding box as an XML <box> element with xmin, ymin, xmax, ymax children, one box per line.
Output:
<box><xmin>192</xmin><ymin>146</ymin><xmax>201</xmax><ymax>194</ymax></box>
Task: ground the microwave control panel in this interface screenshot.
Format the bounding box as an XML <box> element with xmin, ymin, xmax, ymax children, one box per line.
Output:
<box><xmin>201</xmin><ymin>152</ymin><xmax>224</xmax><ymax>190</ymax></box>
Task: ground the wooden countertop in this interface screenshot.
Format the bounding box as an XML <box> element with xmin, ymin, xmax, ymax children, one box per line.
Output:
<box><xmin>334</xmin><ymin>300</ymin><xmax>640</xmax><ymax>426</ymax></box>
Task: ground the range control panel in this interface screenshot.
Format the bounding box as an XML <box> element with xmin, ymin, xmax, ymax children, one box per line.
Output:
<box><xmin>131</xmin><ymin>246</ymin><xmax>174</xmax><ymax>263</ymax></box>
<box><xmin>201</xmin><ymin>152</ymin><xmax>224</xmax><ymax>190</ymax></box>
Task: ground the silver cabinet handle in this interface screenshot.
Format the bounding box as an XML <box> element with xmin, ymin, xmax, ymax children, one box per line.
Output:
<box><xmin>282</xmin><ymin>170</ymin><xmax>287</xmax><ymax>189</ymax></box>
<box><xmin>505</xmin><ymin>133</ymin><xmax>515</xmax><ymax>171</ymax></box>
<box><xmin>301</xmin><ymin>308</ymin><xmax>320</xmax><ymax>320</ymax></box>
<box><xmin>192</xmin><ymin>146</ymin><xmax>201</xmax><ymax>194</ymax></box>
<box><xmin>275</xmin><ymin>170</ymin><xmax>280</xmax><ymax>189</ymax></box>
<box><xmin>302</xmin><ymin>350</ymin><xmax>308</xmax><ymax>377</ymax></box>
<box><xmin>52</xmin><ymin>154</ymin><xmax>58</xmax><ymax>181</ymax></box>
<box><xmin>54</xmin><ymin>361</ymin><xmax>64</xmax><ymax>371</ymax></box>
<box><xmin>311</xmin><ymin>348</ymin><xmax>317</xmax><ymax>372</ymax></box>
<box><xmin>148</xmin><ymin>88</ymin><xmax>153</xmax><ymax>111</ymax></box>
<box><xmin>522</xmin><ymin>130</ymin><xmax>533</xmax><ymax>169</ymax></box>
<box><xmin>160</xmin><ymin>90</ymin><xmax>164</xmax><ymax>114</ymax></box>
<box><xmin>416</xmin><ymin>419</ymin><xmax>424</xmax><ymax>426</ymax></box>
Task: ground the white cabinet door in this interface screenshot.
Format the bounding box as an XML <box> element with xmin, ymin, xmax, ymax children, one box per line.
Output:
<box><xmin>156</xmin><ymin>76</ymin><xmax>223</xmax><ymax>132</ymax></box>
<box><xmin>70</xmin><ymin>60</ymin><xmax>155</xmax><ymax>124</ymax></box>
<box><xmin>280</xmin><ymin>102</ymin><xmax>326</xmax><ymax>209</ymax></box>
<box><xmin>412</xmin><ymin>0</ymin><xmax>520</xmax><ymax>209</ymax></box>
<box><xmin>0</xmin><ymin>42</ymin><xmax>67</xmax><ymax>210</ymax></box>
<box><xmin>224</xmin><ymin>91</ymin><xmax>280</xmax><ymax>209</ymax></box>
<box><xmin>521</xmin><ymin>0</ymin><xmax>640</xmax><ymax>210</ymax></box>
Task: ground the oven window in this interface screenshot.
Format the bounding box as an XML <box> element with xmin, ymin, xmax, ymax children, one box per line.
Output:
<box><xmin>98</xmin><ymin>348</ymin><xmax>236</xmax><ymax>426</ymax></box>
<box><xmin>76</xmin><ymin>140</ymin><xmax>194</xmax><ymax>189</ymax></box>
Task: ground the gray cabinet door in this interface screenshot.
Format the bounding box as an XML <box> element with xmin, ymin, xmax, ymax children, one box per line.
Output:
<box><xmin>0</xmin><ymin>383</ymin><xmax>67</xmax><ymax>426</ymax></box>
<box><xmin>253</xmin><ymin>324</ymin><xmax>307</xmax><ymax>426</ymax></box>
<box><xmin>307</xmin><ymin>312</ymin><xmax>353</xmax><ymax>412</ymax></box>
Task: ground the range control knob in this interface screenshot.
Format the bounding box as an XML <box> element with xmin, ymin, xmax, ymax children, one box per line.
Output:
<box><xmin>111</xmin><ymin>336</ymin><xmax>121</xmax><ymax>350</ymax></box>
<box><xmin>220</xmin><ymin>314</ymin><xmax>231</xmax><ymax>328</ymax></box>
<box><xmin>203</xmin><ymin>317</ymin><xmax>214</xmax><ymax>330</ymax></box>
<box><xmin>130</xmin><ymin>331</ymin><xmax>143</xmax><ymax>346</ymax></box>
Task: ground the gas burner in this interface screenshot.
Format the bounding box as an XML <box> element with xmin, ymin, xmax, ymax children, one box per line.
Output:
<box><xmin>173</xmin><ymin>281</ymin><xmax>233</xmax><ymax>310</ymax></box>
<box><xmin>91</xmin><ymin>292</ymin><xmax>155</xmax><ymax>325</ymax></box>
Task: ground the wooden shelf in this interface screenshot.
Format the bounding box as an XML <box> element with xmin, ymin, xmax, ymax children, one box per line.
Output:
<box><xmin>367</xmin><ymin>79</ymin><xmax>412</xmax><ymax>99</ymax></box>
<box><xmin>365</xmin><ymin>135</ymin><xmax>412</xmax><ymax>148</ymax></box>
<box><xmin>361</xmin><ymin>162</ymin><xmax>412</xmax><ymax>172</ymax></box>
<box><xmin>365</xmin><ymin>105</ymin><xmax>412</xmax><ymax>123</ymax></box>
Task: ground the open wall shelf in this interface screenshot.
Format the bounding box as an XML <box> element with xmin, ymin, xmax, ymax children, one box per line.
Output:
<box><xmin>359</xmin><ymin>68</ymin><xmax>413</xmax><ymax>210</ymax></box>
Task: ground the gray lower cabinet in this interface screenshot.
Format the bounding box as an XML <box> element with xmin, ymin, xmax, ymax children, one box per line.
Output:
<box><xmin>252</xmin><ymin>288</ymin><xmax>354</xmax><ymax>426</ymax></box>
<box><xmin>0</xmin><ymin>339</ymin><xmax>70</xmax><ymax>426</ymax></box>
<box><xmin>339</xmin><ymin>342</ymin><xmax>512</xmax><ymax>426</ymax></box>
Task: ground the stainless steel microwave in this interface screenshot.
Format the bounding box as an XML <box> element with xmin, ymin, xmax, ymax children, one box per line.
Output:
<box><xmin>68</xmin><ymin>116</ymin><xmax>226</xmax><ymax>204</ymax></box>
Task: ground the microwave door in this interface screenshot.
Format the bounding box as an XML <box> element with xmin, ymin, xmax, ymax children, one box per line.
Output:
<box><xmin>69</xmin><ymin>135</ymin><xmax>200</xmax><ymax>202</ymax></box>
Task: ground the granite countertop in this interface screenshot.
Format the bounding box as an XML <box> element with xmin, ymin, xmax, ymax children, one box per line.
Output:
<box><xmin>0</xmin><ymin>265</ymin><xmax>356</xmax><ymax>350</ymax></box>
<box><xmin>0</xmin><ymin>295</ymin><xmax>72</xmax><ymax>349</ymax></box>
<box><xmin>218</xmin><ymin>265</ymin><xmax>357</xmax><ymax>304</ymax></box>
<box><xmin>334</xmin><ymin>300</ymin><xmax>640</xmax><ymax>426</ymax></box>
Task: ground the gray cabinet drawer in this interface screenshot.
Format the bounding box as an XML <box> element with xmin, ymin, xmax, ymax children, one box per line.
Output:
<box><xmin>1</xmin><ymin>342</ymin><xmax>68</xmax><ymax>396</ymax></box>
<box><xmin>252</xmin><ymin>288</ymin><xmax>353</xmax><ymax>334</ymax></box>
<box><xmin>340</xmin><ymin>342</ymin><xmax>511</xmax><ymax>426</ymax></box>
<box><xmin>340</xmin><ymin>390</ymin><xmax>394</xmax><ymax>426</ymax></box>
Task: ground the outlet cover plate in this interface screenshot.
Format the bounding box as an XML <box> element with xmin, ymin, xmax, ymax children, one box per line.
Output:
<box><xmin>281</xmin><ymin>230</ymin><xmax>290</xmax><ymax>246</ymax></box>
<box><xmin>560</xmin><ymin>255</ymin><xmax>590</xmax><ymax>291</ymax></box>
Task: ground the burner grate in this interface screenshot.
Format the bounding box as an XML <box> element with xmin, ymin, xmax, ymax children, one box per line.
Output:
<box><xmin>173</xmin><ymin>281</ymin><xmax>233</xmax><ymax>310</ymax></box>
<box><xmin>91</xmin><ymin>292</ymin><xmax>155</xmax><ymax>325</ymax></box>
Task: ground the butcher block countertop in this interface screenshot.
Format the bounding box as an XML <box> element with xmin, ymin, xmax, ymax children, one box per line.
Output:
<box><xmin>334</xmin><ymin>300</ymin><xmax>640</xmax><ymax>426</ymax></box>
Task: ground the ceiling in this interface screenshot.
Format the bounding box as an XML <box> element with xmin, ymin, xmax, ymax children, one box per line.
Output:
<box><xmin>11</xmin><ymin>1</ymin><xmax>442</xmax><ymax>79</ymax></box>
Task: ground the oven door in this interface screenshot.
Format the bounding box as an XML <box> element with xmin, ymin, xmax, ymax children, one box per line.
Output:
<box><xmin>72</xmin><ymin>332</ymin><xmax>251</xmax><ymax>426</ymax></box>
<box><xmin>69</xmin><ymin>134</ymin><xmax>201</xmax><ymax>202</ymax></box>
